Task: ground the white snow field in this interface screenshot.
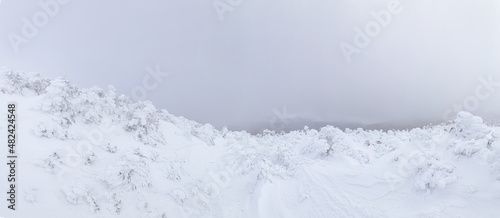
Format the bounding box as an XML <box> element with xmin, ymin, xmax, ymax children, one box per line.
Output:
<box><xmin>1</xmin><ymin>69</ymin><xmax>500</xmax><ymax>218</ymax></box>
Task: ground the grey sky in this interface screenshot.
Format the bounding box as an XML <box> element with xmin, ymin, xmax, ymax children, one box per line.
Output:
<box><xmin>1</xmin><ymin>0</ymin><xmax>499</xmax><ymax>132</ymax></box>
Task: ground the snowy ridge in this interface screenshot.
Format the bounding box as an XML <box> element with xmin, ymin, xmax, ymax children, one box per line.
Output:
<box><xmin>1</xmin><ymin>69</ymin><xmax>500</xmax><ymax>217</ymax></box>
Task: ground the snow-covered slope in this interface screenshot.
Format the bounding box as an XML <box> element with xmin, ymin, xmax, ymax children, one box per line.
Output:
<box><xmin>1</xmin><ymin>69</ymin><xmax>500</xmax><ymax>218</ymax></box>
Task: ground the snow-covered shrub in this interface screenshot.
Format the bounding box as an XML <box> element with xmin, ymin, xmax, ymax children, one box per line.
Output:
<box><xmin>84</xmin><ymin>152</ymin><xmax>97</xmax><ymax>165</ymax></box>
<box><xmin>100</xmin><ymin>150</ymin><xmax>152</xmax><ymax>191</ymax></box>
<box><xmin>448</xmin><ymin>139</ymin><xmax>488</xmax><ymax>158</ymax></box>
<box><xmin>170</xmin><ymin>189</ymin><xmax>188</xmax><ymax>205</ymax></box>
<box><xmin>367</xmin><ymin>135</ymin><xmax>403</xmax><ymax>157</ymax></box>
<box><xmin>164</xmin><ymin>158</ymin><xmax>184</xmax><ymax>181</ymax></box>
<box><xmin>100</xmin><ymin>161</ymin><xmax>151</xmax><ymax>191</ymax></box>
<box><xmin>71</xmin><ymin>86</ymin><xmax>128</xmax><ymax>124</ymax></box>
<box><xmin>345</xmin><ymin>149</ymin><xmax>371</xmax><ymax>164</ymax></box>
<box><xmin>265</xmin><ymin>135</ymin><xmax>300</xmax><ymax>172</ymax></box>
<box><xmin>191</xmin><ymin>123</ymin><xmax>218</xmax><ymax>146</ymax></box>
<box><xmin>443</xmin><ymin>112</ymin><xmax>493</xmax><ymax>158</ymax></box>
<box><xmin>41</xmin><ymin>77</ymin><xmax>80</xmax><ymax>120</ymax></box>
<box><xmin>223</xmin><ymin>129</ymin><xmax>252</xmax><ymax>145</ymax></box>
<box><xmin>346</xmin><ymin>128</ymin><xmax>407</xmax><ymax>159</ymax></box>
<box><xmin>300</xmin><ymin>136</ymin><xmax>330</xmax><ymax>158</ymax></box>
<box><xmin>226</xmin><ymin>133</ymin><xmax>301</xmax><ymax>182</ymax></box>
<box><xmin>314</xmin><ymin>126</ymin><xmax>373</xmax><ymax>163</ymax></box>
<box><xmin>318</xmin><ymin>126</ymin><xmax>350</xmax><ymax>156</ymax></box>
<box><xmin>226</xmin><ymin>141</ymin><xmax>272</xmax><ymax>179</ymax></box>
<box><xmin>451</xmin><ymin>111</ymin><xmax>491</xmax><ymax>140</ymax></box>
<box><xmin>410</xmin><ymin>127</ymin><xmax>434</xmax><ymax>143</ymax></box>
<box><xmin>488</xmin><ymin>152</ymin><xmax>500</xmax><ymax>180</ymax></box>
<box><xmin>411</xmin><ymin>153</ymin><xmax>458</xmax><ymax>191</ymax></box>
<box><xmin>23</xmin><ymin>188</ymin><xmax>37</xmax><ymax>203</ymax></box>
<box><xmin>0</xmin><ymin>69</ymin><xmax>50</xmax><ymax>95</ymax></box>
<box><xmin>39</xmin><ymin>152</ymin><xmax>63</xmax><ymax>174</ymax></box>
<box><xmin>487</xmin><ymin>128</ymin><xmax>500</xmax><ymax>151</ymax></box>
<box><xmin>21</xmin><ymin>74</ymin><xmax>172</xmax><ymax>148</ymax></box>
<box><xmin>73</xmin><ymin>86</ymin><xmax>107</xmax><ymax>124</ymax></box>
<box><xmin>102</xmin><ymin>86</ymin><xmax>130</xmax><ymax>121</ymax></box>
<box><xmin>62</xmin><ymin>184</ymin><xmax>100</xmax><ymax>213</ymax></box>
<box><xmin>104</xmin><ymin>192</ymin><xmax>122</xmax><ymax>214</ymax></box>
<box><xmin>124</xmin><ymin>101</ymin><xmax>166</xmax><ymax>146</ymax></box>
<box><xmin>63</xmin><ymin>184</ymin><xmax>89</xmax><ymax>204</ymax></box>
<box><xmin>143</xmin><ymin>210</ymin><xmax>168</xmax><ymax>218</ymax></box>
<box><xmin>103</xmin><ymin>143</ymin><xmax>118</xmax><ymax>153</ymax></box>
<box><xmin>33</xmin><ymin>120</ymin><xmax>70</xmax><ymax>140</ymax></box>
<box><xmin>487</xmin><ymin>134</ymin><xmax>500</xmax><ymax>180</ymax></box>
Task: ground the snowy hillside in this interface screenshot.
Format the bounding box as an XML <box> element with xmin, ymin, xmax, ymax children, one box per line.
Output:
<box><xmin>1</xmin><ymin>69</ymin><xmax>500</xmax><ymax>218</ymax></box>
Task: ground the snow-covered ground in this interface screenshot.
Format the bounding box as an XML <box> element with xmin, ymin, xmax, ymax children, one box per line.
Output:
<box><xmin>1</xmin><ymin>69</ymin><xmax>500</xmax><ymax>218</ymax></box>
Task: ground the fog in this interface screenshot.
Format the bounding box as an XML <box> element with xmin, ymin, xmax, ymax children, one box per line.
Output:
<box><xmin>1</xmin><ymin>0</ymin><xmax>499</xmax><ymax>133</ymax></box>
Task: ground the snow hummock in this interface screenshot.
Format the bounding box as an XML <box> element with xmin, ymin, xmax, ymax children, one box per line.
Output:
<box><xmin>1</xmin><ymin>69</ymin><xmax>500</xmax><ymax>217</ymax></box>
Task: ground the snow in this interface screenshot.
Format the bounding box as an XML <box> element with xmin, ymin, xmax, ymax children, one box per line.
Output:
<box><xmin>1</xmin><ymin>69</ymin><xmax>500</xmax><ymax>217</ymax></box>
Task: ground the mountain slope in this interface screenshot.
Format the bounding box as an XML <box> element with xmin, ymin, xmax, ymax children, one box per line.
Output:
<box><xmin>1</xmin><ymin>69</ymin><xmax>500</xmax><ymax>218</ymax></box>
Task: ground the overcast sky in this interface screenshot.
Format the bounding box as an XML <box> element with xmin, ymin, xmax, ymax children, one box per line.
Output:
<box><xmin>1</xmin><ymin>0</ymin><xmax>499</xmax><ymax>132</ymax></box>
